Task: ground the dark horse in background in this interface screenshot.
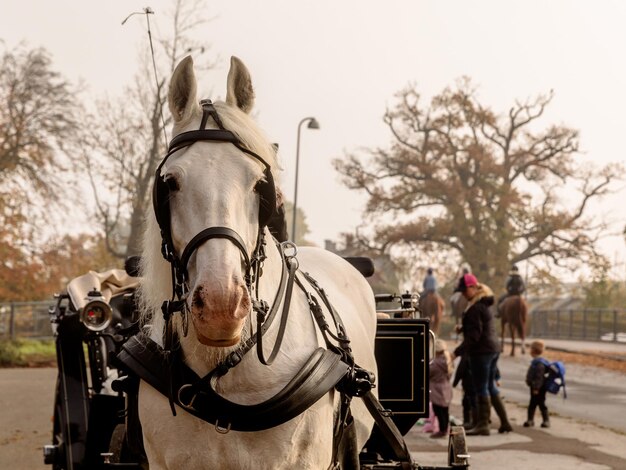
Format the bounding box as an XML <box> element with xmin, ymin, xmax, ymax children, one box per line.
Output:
<box><xmin>449</xmin><ymin>292</ymin><xmax>467</xmax><ymax>341</ymax></box>
<box><xmin>499</xmin><ymin>295</ymin><xmax>528</xmax><ymax>356</ymax></box>
<box><xmin>449</xmin><ymin>292</ymin><xmax>468</xmax><ymax>326</ymax></box>
<box><xmin>420</xmin><ymin>291</ymin><xmax>445</xmax><ymax>335</ymax></box>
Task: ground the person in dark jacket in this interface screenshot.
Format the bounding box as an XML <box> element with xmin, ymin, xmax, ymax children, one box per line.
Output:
<box><xmin>524</xmin><ymin>340</ymin><xmax>550</xmax><ymax>428</ymax></box>
<box><xmin>454</xmin><ymin>273</ymin><xmax>513</xmax><ymax>435</ymax></box>
<box><xmin>505</xmin><ymin>265</ymin><xmax>525</xmax><ymax>295</ymax></box>
<box><xmin>497</xmin><ymin>265</ymin><xmax>526</xmax><ymax>316</ymax></box>
<box><xmin>452</xmin><ymin>352</ymin><xmax>476</xmax><ymax>429</ymax></box>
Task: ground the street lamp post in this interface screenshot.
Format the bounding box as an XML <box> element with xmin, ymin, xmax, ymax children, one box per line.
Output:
<box><xmin>292</xmin><ymin>116</ymin><xmax>320</xmax><ymax>242</ymax></box>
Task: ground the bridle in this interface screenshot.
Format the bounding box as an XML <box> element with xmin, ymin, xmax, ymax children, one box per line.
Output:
<box><xmin>120</xmin><ymin>99</ymin><xmax>414</xmax><ymax>470</ymax></box>
<box><xmin>152</xmin><ymin>99</ymin><xmax>277</xmax><ymax>347</ymax></box>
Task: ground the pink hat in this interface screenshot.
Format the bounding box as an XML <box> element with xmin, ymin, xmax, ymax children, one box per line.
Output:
<box><xmin>463</xmin><ymin>273</ymin><xmax>478</xmax><ymax>288</ymax></box>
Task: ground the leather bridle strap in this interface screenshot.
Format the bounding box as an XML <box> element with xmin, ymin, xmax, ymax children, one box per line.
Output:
<box><xmin>168</xmin><ymin>129</ymin><xmax>238</xmax><ymax>151</ymax></box>
<box><xmin>256</xmin><ymin>257</ymin><xmax>298</xmax><ymax>365</ymax></box>
<box><xmin>180</xmin><ymin>226</ymin><xmax>251</xmax><ymax>277</ymax></box>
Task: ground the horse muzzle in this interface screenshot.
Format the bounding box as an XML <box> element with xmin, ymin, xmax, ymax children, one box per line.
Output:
<box><xmin>189</xmin><ymin>279</ymin><xmax>251</xmax><ymax>347</ymax></box>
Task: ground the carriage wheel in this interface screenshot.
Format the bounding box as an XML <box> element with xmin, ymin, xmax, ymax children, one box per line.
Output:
<box><xmin>50</xmin><ymin>405</ymin><xmax>66</xmax><ymax>469</ymax></box>
<box><xmin>48</xmin><ymin>378</ymin><xmax>68</xmax><ymax>470</ymax></box>
<box><xmin>447</xmin><ymin>426</ymin><xmax>470</xmax><ymax>468</ymax></box>
<box><xmin>107</xmin><ymin>424</ymin><xmax>126</xmax><ymax>463</ymax></box>
<box><xmin>107</xmin><ymin>423</ymin><xmax>148</xmax><ymax>468</ymax></box>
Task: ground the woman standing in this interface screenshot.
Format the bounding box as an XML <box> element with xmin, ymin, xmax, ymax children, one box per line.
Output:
<box><xmin>454</xmin><ymin>273</ymin><xmax>513</xmax><ymax>435</ymax></box>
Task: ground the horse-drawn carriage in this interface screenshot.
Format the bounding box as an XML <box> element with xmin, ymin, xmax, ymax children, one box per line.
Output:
<box><xmin>43</xmin><ymin>54</ymin><xmax>469</xmax><ymax>469</ymax></box>
<box><xmin>43</xmin><ymin>265</ymin><xmax>469</xmax><ymax>470</ymax></box>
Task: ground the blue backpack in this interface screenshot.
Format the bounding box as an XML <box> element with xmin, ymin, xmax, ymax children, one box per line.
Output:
<box><xmin>534</xmin><ymin>358</ymin><xmax>567</xmax><ymax>398</ymax></box>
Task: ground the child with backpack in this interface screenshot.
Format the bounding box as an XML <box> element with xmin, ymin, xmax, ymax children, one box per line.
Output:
<box><xmin>524</xmin><ymin>340</ymin><xmax>551</xmax><ymax>428</ymax></box>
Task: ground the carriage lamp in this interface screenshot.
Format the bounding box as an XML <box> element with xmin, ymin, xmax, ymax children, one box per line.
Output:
<box><xmin>401</xmin><ymin>292</ymin><xmax>419</xmax><ymax>310</ymax></box>
<box><xmin>80</xmin><ymin>298</ymin><xmax>113</xmax><ymax>331</ymax></box>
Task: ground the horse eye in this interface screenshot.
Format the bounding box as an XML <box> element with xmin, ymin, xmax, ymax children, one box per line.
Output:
<box><xmin>254</xmin><ymin>180</ymin><xmax>263</xmax><ymax>193</ymax></box>
<box><xmin>165</xmin><ymin>175</ymin><xmax>180</xmax><ymax>191</ymax></box>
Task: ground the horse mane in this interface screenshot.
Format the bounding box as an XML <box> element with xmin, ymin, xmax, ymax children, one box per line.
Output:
<box><xmin>137</xmin><ymin>99</ymin><xmax>280</xmax><ymax>342</ymax></box>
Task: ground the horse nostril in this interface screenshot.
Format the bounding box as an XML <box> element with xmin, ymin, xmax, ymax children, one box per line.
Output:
<box><xmin>192</xmin><ymin>286</ymin><xmax>205</xmax><ymax>309</ymax></box>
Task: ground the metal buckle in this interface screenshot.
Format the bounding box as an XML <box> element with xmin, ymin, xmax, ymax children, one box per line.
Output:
<box><xmin>177</xmin><ymin>384</ymin><xmax>198</xmax><ymax>411</ymax></box>
<box><xmin>215</xmin><ymin>420</ymin><xmax>232</xmax><ymax>434</ymax></box>
<box><xmin>280</xmin><ymin>241</ymin><xmax>298</xmax><ymax>260</ymax></box>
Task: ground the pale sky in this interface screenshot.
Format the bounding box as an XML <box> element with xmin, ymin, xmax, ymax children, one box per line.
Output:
<box><xmin>2</xmin><ymin>0</ymin><xmax>626</xmax><ymax>272</ymax></box>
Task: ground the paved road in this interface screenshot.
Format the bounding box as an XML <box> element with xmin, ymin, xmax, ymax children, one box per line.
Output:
<box><xmin>404</xmin><ymin>339</ymin><xmax>626</xmax><ymax>469</ymax></box>
<box><xmin>2</xmin><ymin>339</ymin><xmax>626</xmax><ymax>470</ymax></box>
<box><xmin>496</xmin><ymin>349</ymin><xmax>626</xmax><ymax>434</ymax></box>
<box><xmin>0</xmin><ymin>367</ymin><xmax>56</xmax><ymax>470</ymax></box>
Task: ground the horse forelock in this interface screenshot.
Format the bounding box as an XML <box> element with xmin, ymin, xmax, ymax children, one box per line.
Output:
<box><xmin>213</xmin><ymin>101</ymin><xmax>280</xmax><ymax>176</ymax></box>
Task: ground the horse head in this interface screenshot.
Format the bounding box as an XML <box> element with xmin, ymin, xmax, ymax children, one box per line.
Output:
<box><xmin>142</xmin><ymin>56</ymin><xmax>279</xmax><ymax>350</ymax></box>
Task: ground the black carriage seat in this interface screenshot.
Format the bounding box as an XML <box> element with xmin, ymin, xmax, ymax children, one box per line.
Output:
<box><xmin>343</xmin><ymin>256</ymin><xmax>375</xmax><ymax>278</ymax></box>
<box><xmin>124</xmin><ymin>256</ymin><xmax>142</xmax><ymax>278</ymax></box>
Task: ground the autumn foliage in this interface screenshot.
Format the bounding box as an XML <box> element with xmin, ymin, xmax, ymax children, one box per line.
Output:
<box><xmin>335</xmin><ymin>79</ymin><xmax>621</xmax><ymax>288</ymax></box>
<box><xmin>0</xmin><ymin>230</ymin><xmax>120</xmax><ymax>302</ymax></box>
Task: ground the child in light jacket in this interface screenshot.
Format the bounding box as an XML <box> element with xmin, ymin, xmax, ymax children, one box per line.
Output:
<box><xmin>429</xmin><ymin>339</ymin><xmax>454</xmax><ymax>438</ymax></box>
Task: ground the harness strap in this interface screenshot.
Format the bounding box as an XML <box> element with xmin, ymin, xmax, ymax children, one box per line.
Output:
<box><xmin>116</xmin><ymin>334</ymin><xmax>350</xmax><ymax>432</ymax></box>
<box><xmin>299</xmin><ymin>271</ymin><xmax>351</xmax><ymax>354</ymax></box>
<box><xmin>329</xmin><ymin>393</ymin><xmax>354</xmax><ymax>470</ymax></box>
<box><xmin>360</xmin><ymin>391</ymin><xmax>413</xmax><ymax>465</ymax></box>
<box><xmin>256</xmin><ymin>257</ymin><xmax>298</xmax><ymax>365</ymax></box>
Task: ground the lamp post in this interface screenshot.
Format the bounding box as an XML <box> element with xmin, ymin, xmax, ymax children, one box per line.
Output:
<box><xmin>292</xmin><ymin>116</ymin><xmax>320</xmax><ymax>242</ymax></box>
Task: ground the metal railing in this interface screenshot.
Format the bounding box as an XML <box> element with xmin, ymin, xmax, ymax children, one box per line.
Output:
<box><xmin>0</xmin><ymin>301</ymin><xmax>54</xmax><ymax>340</ymax></box>
<box><xmin>531</xmin><ymin>308</ymin><xmax>626</xmax><ymax>342</ymax></box>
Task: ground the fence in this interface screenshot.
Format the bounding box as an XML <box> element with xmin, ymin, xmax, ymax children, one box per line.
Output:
<box><xmin>531</xmin><ymin>308</ymin><xmax>626</xmax><ymax>342</ymax></box>
<box><xmin>0</xmin><ymin>301</ymin><xmax>54</xmax><ymax>340</ymax></box>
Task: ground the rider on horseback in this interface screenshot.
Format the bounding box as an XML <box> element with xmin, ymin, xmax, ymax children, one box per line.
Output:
<box><xmin>505</xmin><ymin>265</ymin><xmax>526</xmax><ymax>296</ymax></box>
<box><xmin>422</xmin><ymin>267</ymin><xmax>438</xmax><ymax>296</ymax></box>
<box><xmin>497</xmin><ymin>265</ymin><xmax>526</xmax><ymax>317</ymax></box>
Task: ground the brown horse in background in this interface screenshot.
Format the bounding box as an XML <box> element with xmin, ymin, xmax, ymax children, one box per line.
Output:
<box><xmin>420</xmin><ymin>291</ymin><xmax>445</xmax><ymax>335</ymax></box>
<box><xmin>499</xmin><ymin>295</ymin><xmax>528</xmax><ymax>356</ymax></box>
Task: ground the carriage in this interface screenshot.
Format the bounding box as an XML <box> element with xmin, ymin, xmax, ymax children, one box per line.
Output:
<box><xmin>43</xmin><ymin>264</ymin><xmax>469</xmax><ymax>470</ymax></box>
<box><xmin>43</xmin><ymin>54</ymin><xmax>469</xmax><ymax>469</ymax></box>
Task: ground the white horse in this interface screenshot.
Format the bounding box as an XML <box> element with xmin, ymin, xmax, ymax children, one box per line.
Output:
<box><xmin>137</xmin><ymin>56</ymin><xmax>378</xmax><ymax>469</ymax></box>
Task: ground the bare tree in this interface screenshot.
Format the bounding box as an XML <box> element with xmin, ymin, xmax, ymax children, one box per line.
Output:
<box><xmin>0</xmin><ymin>44</ymin><xmax>80</xmax><ymax>230</ymax></box>
<box><xmin>79</xmin><ymin>0</ymin><xmax>215</xmax><ymax>258</ymax></box>
<box><xmin>334</xmin><ymin>78</ymin><xmax>622</xmax><ymax>288</ymax></box>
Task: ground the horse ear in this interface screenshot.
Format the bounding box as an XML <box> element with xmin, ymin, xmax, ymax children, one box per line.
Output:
<box><xmin>225</xmin><ymin>56</ymin><xmax>254</xmax><ymax>113</ymax></box>
<box><xmin>168</xmin><ymin>56</ymin><xmax>199</xmax><ymax>124</ymax></box>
